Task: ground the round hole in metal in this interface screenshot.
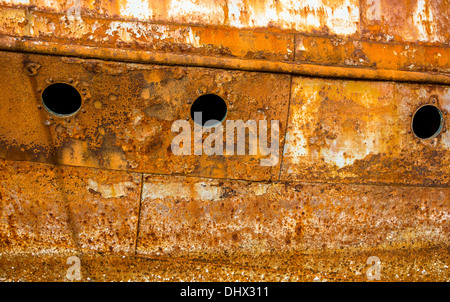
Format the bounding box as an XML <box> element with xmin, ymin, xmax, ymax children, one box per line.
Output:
<box><xmin>42</xmin><ymin>83</ymin><xmax>82</xmax><ymax>117</ymax></box>
<box><xmin>190</xmin><ymin>94</ymin><xmax>227</xmax><ymax>127</ymax></box>
<box><xmin>412</xmin><ymin>105</ymin><xmax>443</xmax><ymax>139</ymax></box>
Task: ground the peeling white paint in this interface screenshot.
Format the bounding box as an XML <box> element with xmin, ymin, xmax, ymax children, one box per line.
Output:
<box><xmin>283</xmin><ymin>90</ymin><xmax>317</xmax><ymax>164</ymax></box>
<box><xmin>143</xmin><ymin>181</ymin><xmax>222</xmax><ymax>201</ymax></box>
<box><xmin>440</xmin><ymin>131</ymin><xmax>450</xmax><ymax>150</ymax></box>
<box><xmin>228</xmin><ymin>0</ymin><xmax>359</xmax><ymax>36</ymax></box>
<box><xmin>31</xmin><ymin>0</ymin><xmax>360</xmax><ymax>36</ymax></box>
<box><xmin>252</xmin><ymin>183</ymin><xmax>270</xmax><ymax>196</ymax></box>
<box><xmin>319</xmin><ymin>133</ymin><xmax>379</xmax><ymax>168</ymax></box>
<box><xmin>186</xmin><ymin>27</ymin><xmax>201</xmax><ymax>47</ymax></box>
<box><xmin>104</xmin><ymin>21</ymin><xmax>202</xmax><ymax>47</ymax></box>
<box><xmin>440</xmin><ymin>89</ymin><xmax>450</xmax><ymax>113</ymax></box>
<box><xmin>86</xmin><ymin>179</ymin><xmax>135</xmax><ymax>199</ymax></box>
<box><xmin>2</xmin><ymin>0</ymin><xmax>446</xmax><ymax>42</ymax></box>
<box><xmin>296</xmin><ymin>37</ymin><xmax>308</xmax><ymax>51</ymax></box>
<box><xmin>120</xmin><ymin>0</ymin><xmax>153</xmax><ymax>20</ymax></box>
<box><xmin>194</xmin><ymin>183</ymin><xmax>221</xmax><ymax>200</ymax></box>
<box><xmin>326</xmin><ymin>0</ymin><xmax>359</xmax><ymax>36</ymax></box>
<box><xmin>228</xmin><ymin>0</ymin><xmax>243</xmax><ymax>27</ymax></box>
<box><xmin>168</xmin><ymin>0</ymin><xmax>225</xmax><ymax>25</ymax></box>
<box><xmin>412</xmin><ymin>0</ymin><xmax>441</xmax><ymax>43</ymax></box>
<box><xmin>105</xmin><ymin>21</ymin><xmax>148</xmax><ymax>42</ymax></box>
<box><xmin>143</xmin><ymin>180</ymin><xmax>269</xmax><ymax>202</ymax></box>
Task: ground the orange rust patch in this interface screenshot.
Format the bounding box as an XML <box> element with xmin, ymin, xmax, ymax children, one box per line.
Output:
<box><xmin>137</xmin><ymin>174</ymin><xmax>449</xmax><ymax>256</ymax></box>
<box><xmin>0</xmin><ymin>158</ymin><xmax>141</xmax><ymax>254</ymax></box>
<box><xmin>0</xmin><ymin>50</ymin><xmax>290</xmax><ymax>181</ymax></box>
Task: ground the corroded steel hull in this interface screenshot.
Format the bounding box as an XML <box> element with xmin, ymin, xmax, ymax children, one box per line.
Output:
<box><xmin>0</xmin><ymin>0</ymin><xmax>448</xmax><ymax>281</ymax></box>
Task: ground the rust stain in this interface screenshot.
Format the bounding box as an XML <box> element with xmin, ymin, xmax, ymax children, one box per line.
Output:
<box><xmin>0</xmin><ymin>50</ymin><xmax>290</xmax><ymax>181</ymax></box>
<box><xmin>295</xmin><ymin>35</ymin><xmax>450</xmax><ymax>73</ymax></box>
<box><xmin>0</xmin><ymin>0</ymin><xmax>449</xmax><ymax>282</ymax></box>
<box><xmin>0</xmin><ymin>6</ymin><xmax>294</xmax><ymax>61</ymax></box>
<box><xmin>281</xmin><ymin>77</ymin><xmax>450</xmax><ymax>186</ymax></box>
<box><xmin>0</xmin><ymin>158</ymin><xmax>448</xmax><ymax>281</ymax></box>
<box><xmin>136</xmin><ymin>174</ymin><xmax>449</xmax><ymax>256</ymax></box>
<box><xmin>0</xmin><ymin>158</ymin><xmax>141</xmax><ymax>254</ymax></box>
<box><xmin>0</xmin><ymin>245</ymin><xmax>448</xmax><ymax>281</ymax></box>
<box><xmin>360</xmin><ymin>0</ymin><xmax>449</xmax><ymax>45</ymax></box>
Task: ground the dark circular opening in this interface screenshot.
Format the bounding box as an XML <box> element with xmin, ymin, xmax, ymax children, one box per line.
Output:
<box><xmin>412</xmin><ymin>105</ymin><xmax>443</xmax><ymax>139</ymax></box>
<box><xmin>190</xmin><ymin>94</ymin><xmax>227</xmax><ymax>127</ymax></box>
<box><xmin>42</xmin><ymin>83</ymin><xmax>82</xmax><ymax>116</ymax></box>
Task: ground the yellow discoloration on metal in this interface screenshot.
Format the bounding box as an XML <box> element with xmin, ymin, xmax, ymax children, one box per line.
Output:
<box><xmin>281</xmin><ymin>77</ymin><xmax>450</xmax><ymax>186</ymax></box>
<box><xmin>0</xmin><ymin>0</ymin><xmax>449</xmax><ymax>282</ymax></box>
<box><xmin>0</xmin><ymin>7</ymin><xmax>294</xmax><ymax>61</ymax></box>
<box><xmin>0</xmin><ymin>2</ymin><xmax>449</xmax><ymax>83</ymax></box>
<box><xmin>1</xmin><ymin>35</ymin><xmax>448</xmax><ymax>85</ymax></box>
<box><xmin>295</xmin><ymin>35</ymin><xmax>450</xmax><ymax>73</ymax></box>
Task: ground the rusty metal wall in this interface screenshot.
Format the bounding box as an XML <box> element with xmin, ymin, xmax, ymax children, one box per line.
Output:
<box><xmin>0</xmin><ymin>0</ymin><xmax>449</xmax><ymax>82</ymax></box>
<box><xmin>0</xmin><ymin>0</ymin><xmax>449</xmax><ymax>281</ymax></box>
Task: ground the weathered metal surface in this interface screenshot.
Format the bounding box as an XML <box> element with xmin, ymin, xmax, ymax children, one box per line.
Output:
<box><xmin>360</xmin><ymin>0</ymin><xmax>449</xmax><ymax>45</ymax></box>
<box><xmin>0</xmin><ymin>1</ymin><xmax>449</xmax><ymax>83</ymax></box>
<box><xmin>2</xmin><ymin>35</ymin><xmax>448</xmax><ymax>85</ymax></box>
<box><xmin>0</xmin><ymin>0</ymin><xmax>449</xmax><ymax>283</ymax></box>
<box><xmin>0</xmin><ymin>0</ymin><xmax>361</xmax><ymax>36</ymax></box>
<box><xmin>1</xmin><ymin>50</ymin><xmax>449</xmax><ymax>185</ymax></box>
<box><xmin>1</xmin><ymin>0</ymin><xmax>448</xmax><ymax>45</ymax></box>
<box><xmin>137</xmin><ymin>174</ymin><xmax>449</xmax><ymax>256</ymax></box>
<box><xmin>0</xmin><ymin>158</ymin><xmax>448</xmax><ymax>281</ymax></box>
<box><xmin>281</xmin><ymin>77</ymin><xmax>450</xmax><ymax>186</ymax></box>
<box><xmin>1</xmin><ymin>245</ymin><xmax>449</xmax><ymax>281</ymax></box>
<box><xmin>0</xmin><ymin>158</ymin><xmax>141</xmax><ymax>254</ymax></box>
<box><xmin>295</xmin><ymin>35</ymin><xmax>450</xmax><ymax>73</ymax></box>
<box><xmin>0</xmin><ymin>6</ymin><xmax>295</xmax><ymax>62</ymax></box>
<box><xmin>0</xmin><ymin>50</ymin><xmax>290</xmax><ymax>181</ymax></box>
